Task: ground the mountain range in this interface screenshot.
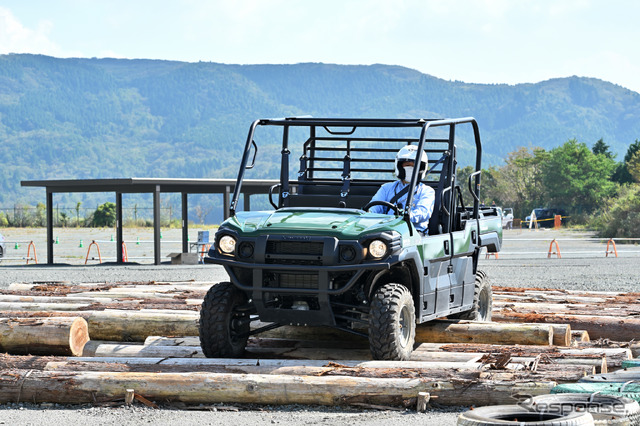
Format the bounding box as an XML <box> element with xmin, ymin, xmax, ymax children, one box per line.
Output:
<box><xmin>1</xmin><ymin>53</ymin><xmax>639</xmax><ymax>207</ymax></box>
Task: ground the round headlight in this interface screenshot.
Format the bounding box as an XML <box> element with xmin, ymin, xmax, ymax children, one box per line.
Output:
<box><xmin>218</xmin><ymin>235</ymin><xmax>236</xmax><ymax>254</ymax></box>
<box><xmin>368</xmin><ymin>240</ymin><xmax>387</xmax><ymax>258</ymax></box>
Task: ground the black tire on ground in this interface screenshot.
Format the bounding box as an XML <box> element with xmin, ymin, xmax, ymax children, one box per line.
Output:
<box><xmin>450</xmin><ymin>270</ymin><xmax>493</xmax><ymax>321</ymax></box>
<box><xmin>199</xmin><ymin>281</ymin><xmax>250</xmax><ymax>358</ymax></box>
<box><xmin>457</xmin><ymin>404</ymin><xmax>595</xmax><ymax>426</ymax></box>
<box><xmin>368</xmin><ymin>283</ymin><xmax>416</xmax><ymax>361</ymax></box>
<box><xmin>529</xmin><ymin>393</ymin><xmax>640</xmax><ymax>426</ymax></box>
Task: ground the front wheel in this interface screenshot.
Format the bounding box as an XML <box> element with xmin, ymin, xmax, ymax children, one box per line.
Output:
<box><xmin>368</xmin><ymin>283</ymin><xmax>416</xmax><ymax>360</ymax></box>
<box><xmin>199</xmin><ymin>281</ymin><xmax>251</xmax><ymax>358</ymax></box>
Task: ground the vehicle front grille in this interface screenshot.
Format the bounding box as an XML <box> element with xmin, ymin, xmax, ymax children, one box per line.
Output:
<box><xmin>266</xmin><ymin>241</ymin><xmax>324</xmax><ymax>256</ymax></box>
<box><xmin>265</xmin><ymin>258</ymin><xmax>322</xmax><ymax>266</ymax></box>
<box><xmin>275</xmin><ymin>273</ymin><xmax>319</xmax><ymax>289</ymax></box>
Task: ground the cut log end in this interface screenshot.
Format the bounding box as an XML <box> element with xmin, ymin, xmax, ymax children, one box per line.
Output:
<box><xmin>0</xmin><ymin>317</ymin><xmax>90</xmax><ymax>357</ymax></box>
<box><xmin>69</xmin><ymin>317</ymin><xmax>90</xmax><ymax>357</ymax></box>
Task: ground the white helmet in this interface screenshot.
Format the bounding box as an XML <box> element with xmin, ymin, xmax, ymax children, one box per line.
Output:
<box><xmin>394</xmin><ymin>145</ymin><xmax>429</xmax><ymax>180</ymax></box>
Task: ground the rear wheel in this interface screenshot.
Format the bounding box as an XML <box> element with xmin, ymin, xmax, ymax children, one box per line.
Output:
<box><xmin>199</xmin><ymin>281</ymin><xmax>251</xmax><ymax>358</ymax></box>
<box><xmin>368</xmin><ymin>283</ymin><xmax>416</xmax><ymax>360</ymax></box>
<box><xmin>450</xmin><ymin>270</ymin><xmax>492</xmax><ymax>321</ymax></box>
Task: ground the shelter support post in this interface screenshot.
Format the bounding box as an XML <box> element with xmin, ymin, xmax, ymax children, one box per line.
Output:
<box><xmin>46</xmin><ymin>189</ymin><xmax>54</xmax><ymax>264</ymax></box>
<box><xmin>153</xmin><ymin>185</ymin><xmax>161</xmax><ymax>265</ymax></box>
<box><xmin>116</xmin><ymin>192</ymin><xmax>123</xmax><ymax>264</ymax></box>
<box><xmin>182</xmin><ymin>192</ymin><xmax>188</xmax><ymax>253</ymax></box>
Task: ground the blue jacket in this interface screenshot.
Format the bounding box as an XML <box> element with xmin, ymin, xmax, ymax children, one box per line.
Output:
<box><xmin>369</xmin><ymin>180</ymin><xmax>435</xmax><ymax>233</ymax></box>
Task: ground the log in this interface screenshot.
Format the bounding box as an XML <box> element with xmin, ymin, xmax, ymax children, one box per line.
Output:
<box><xmin>416</xmin><ymin>320</ymin><xmax>554</xmax><ymax>346</ymax></box>
<box><xmin>7</xmin><ymin>281</ymin><xmax>213</xmax><ymax>292</ymax></box>
<box><xmin>144</xmin><ymin>336</ymin><xmax>201</xmax><ymax>346</ymax></box>
<box><xmin>0</xmin><ymin>368</ymin><xmax>556</xmax><ymax>407</ymax></box>
<box><xmin>418</xmin><ymin>343</ymin><xmax>629</xmax><ymax>370</ymax></box>
<box><xmin>0</xmin><ymin>352</ymin><xmax>593</xmax><ymax>384</ymax></box>
<box><xmin>92</xmin><ymin>344</ymin><xmax>203</xmax><ymax>358</ymax></box>
<box><xmin>550</xmin><ymin>324</ymin><xmax>571</xmax><ymax>346</ymax></box>
<box><xmin>0</xmin><ymin>294</ymin><xmax>201</xmax><ymax>310</ymax></box>
<box><xmin>0</xmin><ymin>317</ymin><xmax>89</xmax><ymax>356</ymax></box>
<box><xmin>40</xmin><ymin>360</ymin><xmax>495</xmax><ymax>379</ymax></box>
<box><xmin>42</xmin><ymin>360</ymin><xmax>590</xmax><ymax>383</ymax></box>
<box><xmin>0</xmin><ymin>301</ymin><xmax>198</xmax><ymax>313</ymax></box>
<box><xmin>492</xmin><ymin>311</ymin><xmax>640</xmax><ymax>341</ymax></box>
<box><xmin>495</xmin><ymin>301</ymin><xmax>640</xmax><ymax>318</ymax></box>
<box><xmin>494</xmin><ymin>287</ymin><xmax>627</xmax><ymax>298</ymax></box>
<box><xmin>572</xmin><ymin>330</ymin><xmax>590</xmax><ymax>343</ymax></box>
<box><xmin>251</xmin><ymin>320</ymin><xmax>556</xmax><ymax>346</ymax></box>
<box><xmin>478</xmin><ymin>364</ymin><xmax>594</xmax><ymax>383</ymax></box>
<box><xmin>74</xmin><ymin>357</ymin><xmax>492</xmax><ymax>369</ymax></box>
<box><xmin>0</xmin><ymin>310</ymin><xmax>194</xmax><ymax>342</ymax></box>
<box><xmin>0</xmin><ymin>302</ymin><xmax>95</xmax><ymax>311</ymax></box>
<box><xmin>88</xmin><ymin>342</ymin><xmax>481</xmax><ymax>362</ymax></box>
<box><xmin>86</xmin><ymin>310</ymin><xmax>198</xmax><ymax>341</ymax></box>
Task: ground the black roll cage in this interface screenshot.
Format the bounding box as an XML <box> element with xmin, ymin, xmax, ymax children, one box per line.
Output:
<box><xmin>229</xmin><ymin>117</ymin><xmax>483</xmax><ymax>228</ymax></box>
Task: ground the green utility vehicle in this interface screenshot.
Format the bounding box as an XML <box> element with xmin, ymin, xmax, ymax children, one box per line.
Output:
<box><xmin>201</xmin><ymin>117</ymin><xmax>502</xmax><ymax>360</ymax></box>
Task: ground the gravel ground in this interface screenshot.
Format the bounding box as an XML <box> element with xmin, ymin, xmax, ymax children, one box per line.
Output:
<box><xmin>1</xmin><ymin>227</ymin><xmax>638</xmax><ymax>425</ymax></box>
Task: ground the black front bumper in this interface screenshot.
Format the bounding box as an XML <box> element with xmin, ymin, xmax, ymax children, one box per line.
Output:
<box><xmin>204</xmin><ymin>256</ymin><xmax>391</xmax><ymax>326</ymax></box>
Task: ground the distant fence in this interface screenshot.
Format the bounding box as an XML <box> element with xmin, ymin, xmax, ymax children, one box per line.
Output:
<box><xmin>0</xmin><ymin>206</ymin><xmax>180</xmax><ymax>227</ymax></box>
<box><xmin>485</xmin><ymin>237</ymin><xmax>640</xmax><ymax>259</ymax></box>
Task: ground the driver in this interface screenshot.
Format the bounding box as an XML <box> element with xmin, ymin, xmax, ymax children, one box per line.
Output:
<box><xmin>368</xmin><ymin>145</ymin><xmax>435</xmax><ymax>234</ymax></box>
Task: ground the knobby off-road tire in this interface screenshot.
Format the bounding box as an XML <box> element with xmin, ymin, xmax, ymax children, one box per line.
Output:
<box><xmin>450</xmin><ymin>270</ymin><xmax>493</xmax><ymax>321</ymax></box>
<box><xmin>199</xmin><ymin>281</ymin><xmax>250</xmax><ymax>358</ymax></box>
<box><xmin>529</xmin><ymin>393</ymin><xmax>640</xmax><ymax>426</ymax></box>
<box><xmin>368</xmin><ymin>283</ymin><xmax>416</xmax><ymax>361</ymax></box>
<box><xmin>457</xmin><ymin>405</ymin><xmax>595</xmax><ymax>426</ymax></box>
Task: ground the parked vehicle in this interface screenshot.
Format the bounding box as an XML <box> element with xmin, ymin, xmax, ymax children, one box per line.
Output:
<box><xmin>0</xmin><ymin>232</ymin><xmax>5</xmax><ymax>262</ymax></box>
<box><xmin>200</xmin><ymin>117</ymin><xmax>502</xmax><ymax>360</ymax></box>
<box><xmin>501</xmin><ymin>208</ymin><xmax>514</xmax><ymax>229</ymax></box>
<box><xmin>526</xmin><ymin>208</ymin><xmax>567</xmax><ymax>228</ymax></box>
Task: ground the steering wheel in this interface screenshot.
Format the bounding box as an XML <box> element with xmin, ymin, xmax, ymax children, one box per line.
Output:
<box><xmin>363</xmin><ymin>200</ymin><xmax>400</xmax><ymax>215</ymax></box>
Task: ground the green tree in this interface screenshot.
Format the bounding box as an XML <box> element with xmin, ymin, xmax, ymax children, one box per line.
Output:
<box><xmin>35</xmin><ymin>202</ymin><xmax>46</xmax><ymax>227</ymax></box>
<box><xmin>592</xmin><ymin>138</ymin><xmax>614</xmax><ymax>159</ymax></box>
<box><xmin>59</xmin><ymin>212</ymin><xmax>69</xmax><ymax>227</ymax></box>
<box><xmin>613</xmin><ymin>140</ymin><xmax>640</xmax><ymax>184</ymax></box>
<box><xmin>628</xmin><ymin>150</ymin><xmax>640</xmax><ymax>183</ymax></box>
<box><xmin>595</xmin><ymin>184</ymin><xmax>640</xmax><ymax>238</ymax></box>
<box><xmin>92</xmin><ymin>202</ymin><xmax>116</xmax><ymax>227</ymax></box>
<box><xmin>542</xmin><ymin>139</ymin><xmax>617</xmax><ymax>214</ymax></box>
<box><xmin>75</xmin><ymin>202</ymin><xmax>82</xmax><ymax>227</ymax></box>
<box><xmin>493</xmin><ymin>147</ymin><xmax>549</xmax><ymax>218</ymax></box>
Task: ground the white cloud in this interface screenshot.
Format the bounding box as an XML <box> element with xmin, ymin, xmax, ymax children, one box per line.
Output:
<box><xmin>0</xmin><ymin>6</ymin><xmax>80</xmax><ymax>57</ymax></box>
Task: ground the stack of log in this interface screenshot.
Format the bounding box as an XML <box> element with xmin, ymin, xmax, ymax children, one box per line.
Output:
<box><xmin>493</xmin><ymin>286</ymin><xmax>640</xmax><ymax>343</ymax></box>
<box><xmin>0</xmin><ymin>281</ymin><xmax>637</xmax><ymax>408</ymax></box>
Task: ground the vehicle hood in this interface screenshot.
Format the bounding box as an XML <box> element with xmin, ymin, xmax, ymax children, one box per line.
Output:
<box><xmin>224</xmin><ymin>208</ymin><xmax>404</xmax><ymax>239</ymax></box>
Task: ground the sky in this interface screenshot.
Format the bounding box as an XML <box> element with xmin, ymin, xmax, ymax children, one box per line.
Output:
<box><xmin>1</xmin><ymin>0</ymin><xmax>639</xmax><ymax>93</ymax></box>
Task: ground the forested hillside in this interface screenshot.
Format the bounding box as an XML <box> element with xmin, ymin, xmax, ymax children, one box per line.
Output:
<box><xmin>1</xmin><ymin>54</ymin><xmax>639</xmax><ymax>207</ymax></box>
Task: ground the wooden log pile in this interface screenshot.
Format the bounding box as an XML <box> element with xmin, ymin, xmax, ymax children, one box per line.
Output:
<box><xmin>492</xmin><ymin>286</ymin><xmax>640</xmax><ymax>341</ymax></box>
<box><xmin>0</xmin><ymin>281</ymin><xmax>637</xmax><ymax>408</ymax></box>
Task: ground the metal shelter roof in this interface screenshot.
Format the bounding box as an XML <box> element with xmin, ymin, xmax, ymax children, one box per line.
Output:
<box><xmin>21</xmin><ymin>178</ymin><xmax>278</xmax><ymax>265</ymax></box>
